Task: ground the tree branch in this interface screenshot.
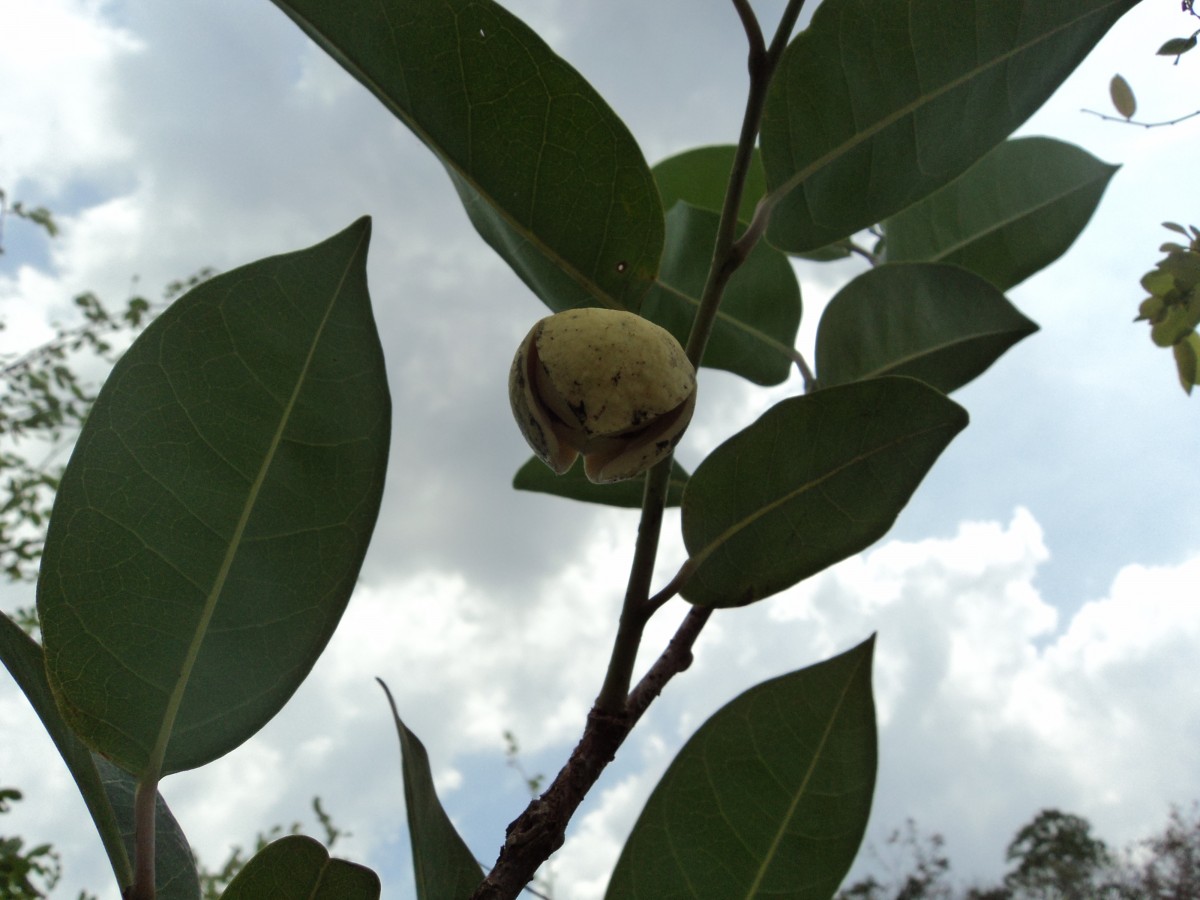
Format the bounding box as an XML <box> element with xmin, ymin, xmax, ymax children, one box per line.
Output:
<box><xmin>469</xmin><ymin>606</ymin><xmax>713</xmax><ymax>900</ymax></box>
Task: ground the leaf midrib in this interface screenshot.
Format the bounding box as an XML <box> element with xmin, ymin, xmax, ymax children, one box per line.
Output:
<box><xmin>145</xmin><ymin>229</ymin><xmax>368</xmax><ymax>779</ymax></box>
<box><xmin>768</xmin><ymin>1</ymin><xmax>1129</xmax><ymax>207</ymax></box>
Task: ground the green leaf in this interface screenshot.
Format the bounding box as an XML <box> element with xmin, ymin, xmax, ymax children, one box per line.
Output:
<box><xmin>513</xmin><ymin>455</ymin><xmax>689</xmax><ymax>508</ymax></box>
<box><xmin>1157</xmin><ymin>35</ymin><xmax>1198</xmax><ymax>57</ymax></box>
<box><xmin>815</xmin><ymin>263</ymin><xmax>1039</xmax><ymax>393</ymax></box>
<box><xmin>606</xmin><ymin>637</ymin><xmax>877</xmax><ymax>900</ymax></box>
<box><xmin>681</xmin><ymin>378</ymin><xmax>967</xmax><ymax>607</ymax></box>
<box><xmin>0</xmin><ymin>612</ymin><xmax>131</xmax><ymax>889</ymax></box>
<box><xmin>96</xmin><ymin>756</ymin><xmax>201</xmax><ymax>900</ymax></box>
<box><xmin>652</xmin><ymin>145</ymin><xmax>767</xmax><ymax>224</ymax></box>
<box><xmin>760</xmin><ymin>0</ymin><xmax>1139</xmax><ymax>252</ymax></box>
<box><xmin>883</xmin><ymin>137</ymin><xmax>1120</xmax><ymax>291</ymax></box>
<box><xmin>640</xmin><ymin>202</ymin><xmax>802</xmax><ymax>385</ymax></box>
<box><xmin>0</xmin><ymin>614</ymin><xmax>198</xmax><ymax>899</ymax></box>
<box><xmin>1174</xmin><ymin>332</ymin><xmax>1200</xmax><ymax>394</ymax></box>
<box><xmin>378</xmin><ymin>680</ymin><xmax>483</xmax><ymax>900</ymax></box>
<box><xmin>269</xmin><ymin>0</ymin><xmax>662</xmax><ymax>314</ymax></box>
<box><xmin>222</xmin><ymin>835</ymin><xmax>380</xmax><ymax>900</ymax></box>
<box><xmin>1109</xmin><ymin>74</ymin><xmax>1137</xmax><ymax>118</ymax></box>
<box><xmin>38</xmin><ymin>218</ymin><xmax>391</xmax><ymax>777</ymax></box>
<box><xmin>1151</xmin><ymin>297</ymin><xmax>1200</xmax><ymax>347</ymax></box>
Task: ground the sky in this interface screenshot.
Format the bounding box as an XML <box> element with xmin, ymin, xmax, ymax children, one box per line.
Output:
<box><xmin>1</xmin><ymin>0</ymin><xmax>1198</xmax><ymax>897</ymax></box>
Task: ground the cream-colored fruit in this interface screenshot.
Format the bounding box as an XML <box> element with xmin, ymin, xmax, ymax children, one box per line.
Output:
<box><xmin>509</xmin><ymin>308</ymin><xmax>697</xmax><ymax>484</ymax></box>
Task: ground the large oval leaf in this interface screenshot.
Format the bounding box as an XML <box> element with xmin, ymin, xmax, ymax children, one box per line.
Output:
<box><xmin>681</xmin><ymin>378</ymin><xmax>967</xmax><ymax>607</ymax></box>
<box><xmin>606</xmin><ymin>637</ymin><xmax>877</xmax><ymax>900</ymax></box>
<box><xmin>883</xmin><ymin>137</ymin><xmax>1120</xmax><ymax>290</ymax></box>
<box><xmin>379</xmin><ymin>680</ymin><xmax>482</xmax><ymax>900</ymax></box>
<box><xmin>760</xmin><ymin>0</ymin><xmax>1140</xmax><ymax>252</ymax></box>
<box><xmin>222</xmin><ymin>835</ymin><xmax>380</xmax><ymax>900</ymax></box>
<box><xmin>270</xmin><ymin>0</ymin><xmax>662</xmax><ymax>313</ymax></box>
<box><xmin>38</xmin><ymin>218</ymin><xmax>390</xmax><ymax>777</ymax></box>
<box><xmin>640</xmin><ymin>202</ymin><xmax>802</xmax><ymax>385</ymax></box>
<box><xmin>815</xmin><ymin>263</ymin><xmax>1039</xmax><ymax>393</ymax></box>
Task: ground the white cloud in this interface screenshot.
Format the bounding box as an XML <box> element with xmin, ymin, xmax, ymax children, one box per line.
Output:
<box><xmin>541</xmin><ymin>510</ymin><xmax>1200</xmax><ymax>896</ymax></box>
<box><xmin>0</xmin><ymin>0</ymin><xmax>142</xmax><ymax>193</ymax></box>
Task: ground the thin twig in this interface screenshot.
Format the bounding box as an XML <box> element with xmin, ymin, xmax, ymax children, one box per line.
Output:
<box><xmin>1081</xmin><ymin>107</ymin><xmax>1200</xmax><ymax>127</ymax></box>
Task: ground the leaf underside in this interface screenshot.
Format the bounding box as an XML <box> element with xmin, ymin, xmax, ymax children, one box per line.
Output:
<box><xmin>38</xmin><ymin>218</ymin><xmax>390</xmax><ymax>777</ymax></box>
<box><xmin>761</xmin><ymin>0</ymin><xmax>1140</xmax><ymax>251</ymax></box>
<box><xmin>607</xmin><ymin>637</ymin><xmax>877</xmax><ymax>899</ymax></box>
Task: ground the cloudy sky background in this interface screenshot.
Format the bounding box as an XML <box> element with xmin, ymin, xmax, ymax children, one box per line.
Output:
<box><xmin>1</xmin><ymin>0</ymin><xmax>1198</xmax><ymax>897</ymax></box>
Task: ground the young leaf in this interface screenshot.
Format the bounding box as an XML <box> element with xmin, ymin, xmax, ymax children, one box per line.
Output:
<box><xmin>1174</xmin><ymin>332</ymin><xmax>1200</xmax><ymax>394</ymax></box>
<box><xmin>38</xmin><ymin>218</ymin><xmax>391</xmax><ymax>778</ymax></box>
<box><xmin>269</xmin><ymin>0</ymin><xmax>662</xmax><ymax>314</ymax></box>
<box><xmin>606</xmin><ymin>637</ymin><xmax>877</xmax><ymax>900</ymax></box>
<box><xmin>221</xmin><ymin>835</ymin><xmax>380</xmax><ymax>900</ymax></box>
<box><xmin>883</xmin><ymin>137</ymin><xmax>1120</xmax><ymax>291</ymax></box>
<box><xmin>640</xmin><ymin>202</ymin><xmax>802</xmax><ymax>385</ymax></box>
<box><xmin>681</xmin><ymin>378</ymin><xmax>967</xmax><ymax>607</ymax></box>
<box><xmin>653</xmin><ymin>145</ymin><xmax>767</xmax><ymax>224</ymax></box>
<box><xmin>815</xmin><ymin>263</ymin><xmax>1039</xmax><ymax>393</ymax></box>
<box><xmin>760</xmin><ymin>0</ymin><xmax>1140</xmax><ymax>252</ymax></box>
<box><xmin>0</xmin><ymin>614</ymin><xmax>198</xmax><ymax>899</ymax></box>
<box><xmin>513</xmin><ymin>456</ymin><xmax>689</xmax><ymax>508</ymax></box>
<box><xmin>378</xmin><ymin>680</ymin><xmax>483</xmax><ymax>900</ymax></box>
<box><xmin>1109</xmin><ymin>74</ymin><xmax>1137</xmax><ymax>119</ymax></box>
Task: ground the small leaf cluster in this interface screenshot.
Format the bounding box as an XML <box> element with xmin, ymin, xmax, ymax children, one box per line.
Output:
<box><xmin>1135</xmin><ymin>222</ymin><xmax>1200</xmax><ymax>393</ymax></box>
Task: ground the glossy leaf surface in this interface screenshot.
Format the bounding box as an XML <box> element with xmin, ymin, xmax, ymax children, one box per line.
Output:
<box><xmin>681</xmin><ymin>379</ymin><xmax>967</xmax><ymax>607</ymax></box>
<box><xmin>270</xmin><ymin>0</ymin><xmax>662</xmax><ymax>313</ymax></box>
<box><xmin>883</xmin><ymin>138</ymin><xmax>1119</xmax><ymax>290</ymax></box>
<box><xmin>815</xmin><ymin>263</ymin><xmax>1039</xmax><ymax>393</ymax></box>
<box><xmin>641</xmin><ymin>202</ymin><xmax>801</xmax><ymax>385</ymax></box>
<box><xmin>513</xmin><ymin>456</ymin><xmax>688</xmax><ymax>508</ymax></box>
<box><xmin>606</xmin><ymin>637</ymin><xmax>877</xmax><ymax>899</ymax></box>
<box><xmin>380</xmin><ymin>680</ymin><xmax>482</xmax><ymax>900</ymax></box>
<box><xmin>0</xmin><ymin>614</ymin><xmax>197</xmax><ymax>898</ymax></box>
<box><xmin>761</xmin><ymin>0</ymin><xmax>1139</xmax><ymax>251</ymax></box>
<box><xmin>38</xmin><ymin>219</ymin><xmax>390</xmax><ymax>777</ymax></box>
<box><xmin>222</xmin><ymin>835</ymin><xmax>380</xmax><ymax>900</ymax></box>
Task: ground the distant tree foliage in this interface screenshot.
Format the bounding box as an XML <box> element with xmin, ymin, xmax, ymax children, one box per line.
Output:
<box><xmin>837</xmin><ymin>804</ymin><xmax>1200</xmax><ymax>900</ymax></box>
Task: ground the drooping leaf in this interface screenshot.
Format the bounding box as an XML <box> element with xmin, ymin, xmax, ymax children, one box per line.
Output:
<box><xmin>1174</xmin><ymin>332</ymin><xmax>1200</xmax><ymax>394</ymax></box>
<box><xmin>513</xmin><ymin>455</ymin><xmax>689</xmax><ymax>508</ymax></box>
<box><xmin>0</xmin><ymin>614</ymin><xmax>198</xmax><ymax>899</ymax></box>
<box><xmin>681</xmin><ymin>378</ymin><xmax>967</xmax><ymax>607</ymax></box>
<box><xmin>269</xmin><ymin>0</ymin><xmax>662</xmax><ymax>314</ymax></box>
<box><xmin>883</xmin><ymin>137</ymin><xmax>1120</xmax><ymax>291</ymax></box>
<box><xmin>38</xmin><ymin>218</ymin><xmax>390</xmax><ymax>778</ymax></box>
<box><xmin>815</xmin><ymin>263</ymin><xmax>1039</xmax><ymax>393</ymax></box>
<box><xmin>606</xmin><ymin>637</ymin><xmax>877</xmax><ymax>900</ymax></box>
<box><xmin>1109</xmin><ymin>74</ymin><xmax>1137</xmax><ymax>119</ymax></box>
<box><xmin>222</xmin><ymin>835</ymin><xmax>380</xmax><ymax>900</ymax></box>
<box><xmin>653</xmin><ymin>145</ymin><xmax>767</xmax><ymax>224</ymax></box>
<box><xmin>760</xmin><ymin>0</ymin><xmax>1140</xmax><ymax>252</ymax></box>
<box><xmin>96</xmin><ymin>756</ymin><xmax>201</xmax><ymax>900</ymax></box>
<box><xmin>378</xmin><ymin>680</ymin><xmax>483</xmax><ymax>900</ymax></box>
<box><xmin>640</xmin><ymin>202</ymin><xmax>802</xmax><ymax>385</ymax></box>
